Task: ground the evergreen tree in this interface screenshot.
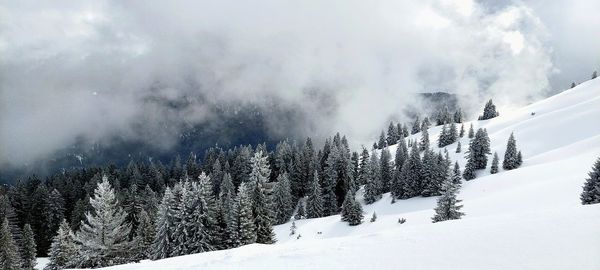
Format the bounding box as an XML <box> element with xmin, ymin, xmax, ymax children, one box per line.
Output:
<box><xmin>188</xmin><ymin>174</ymin><xmax>217</xmax><ymax>253</ymax></box>
<box><xmin>289</xmin><ymin>221</ymin><xmax>297</xmax><ymax>235</ymax></box>
<box><xmin>323</xmin><ymin>147</ymin><xmax>340</xmax><ymax>215</ymax></box>
<box><xmin>75</xmin><ymin>175</ymin><xmax>132</xmax><ymax>268</ymax></box>
<box><xmin>421</xmin><ymin>117</ymin><xmax>431</xmax><ymax>130</ymax></box>
<box><xmin>364</xmin><ymin>153</ymin><xmax>382</xmax><ymax>204</ymax></box>
<box><xmin>357</xmin><ymin>147</ymin><xmax>370</xmax><ymax>186</ymax></box>
<box><xmin>340</xmin><ymin>192</ymin><xmax>363</xmax><ymax>226</ymax></box>
<box><xmin>45</xmin><ymin>220</ymin><xmax>78</xmax><ymax>270</ymax></box>
<box><xmin>517</xmin><ymin>151</ymin><xmax>523</xmax><ymax>166</ymax></box>
<box><xmin>431</xmin><ymin>179</ymin><xmax>464</xmax><ymax>223</ymax></box>
<box><xmin>581</xmin><ymin>158</ymin><xmax>600</xmax><ymax>205</ymax></box>
<box><xmin>402</xmin><ymin>124</ymin><xmax>409</xmax><ymax>138</ymax></box>
<box><xmin>0</xmin><ymin>195</ymin><xmax>22</xmax><ymax>259</ymax></box>
<box><xmin>459</xmin><ymin>124</ymin><xmax>465</xmax><ymax>137</ymax></box>
<box><xmin>378</xmin><ymin>131</ymin><xmax>387</xmax><ymax>149</ymax></box>
<box><xmin>468</xmin><ymin>124</ymin><xmax>475</xmax><ymax>139</ymax></box>
<box><xmin>29</xmin><ymin>184</ymin><xmax>51</xmax><ymax>257</ymax></box>
<box><xmin>491</xmin><ymin>152</ymin><xmax>499</xmax><ymax>174</ymax></box>
<box><xmin>467</xmin><ymin>128</ymin><xmax>491</xmax><ymax>170</ymax></box>
<box><xmin>479</xmin><ymin>99</ymin><xmax>499</xmax><ymax>120</ymax></box>
<box><xmin>396</xmin><ymin>146</ymin><xmax>423</xmax><ymax>199</ymax></box>
<box><xmin>133</xmin><ymin>209</ymin><xmax>154</xmax><ymax>261</ymax></box>
<box><xmin>306</xmin><ymin>171</ymin><xmax>324</xmax><ymax>218</ymax></box>
<box><xmin>380</xmin><ymin>148</ymin><xmax>392</xmax><ymax>193</ymax></box>
<box><xmin>421</xmin><ymin>150</ymin><xmax>445</xmax><ymax>197</ymax></box>
<box><xmin>438</xmin><ymin>124</ymin><xmax>448</xmax><ymax>148</ymax></box>
<box><xmin>250</xmin><ymin>152</ymin><xmax>276</xmax><ymax>244</ymax></box>
<box><xmin>451</xmin><ymin>162</ymin><xmax>462</xmax><ymax>186</ymax></box>
<box><xmin>420</xmin><ymin>127</ymin><xmax>430</xmax><ymax>151</ymax></box>
<box><xmin>570</xmin><ymin>82</ymin><xmax>576</xmax><ymax>89</ymax></box>
<box><xmin>272</xmin><ymin>173</ymin><xmax>293</xmax><ymax>225</ymax></box>
<box><xmin>294</xmin><ymin>200</ymin><xmax>306</xmax><ymax>220</ymax></box>
<box><xmin>456</xmin><ymin>141</ymin><xmax>462</xmax><ymax>153</ymax></box>
<box><xmin>387</xmin><ymin>122</ymin><xmax>398</xmax><ymax>146</ymax></box>
<box><xmin>411</xmin><ymin>116</ymin><xmax>421</xmax><ymax>134</ymax></box>
<box><xmin>152</xmin><ymin>187</ymin><xmax>176</xmax><ymax>260</ymax></box>
<box><xmin>237</xmin><ymin>182</ymin><xmax>256</xmax><ymax>245</ymax></box>
<box><xmin>502</xmin><ymin>132</ymin><xmax>520</xmax><ymax>170</ymax></box>
<box><xmin>220</xmin><ymin>174</ymin><xmax>240</xmax><ymax>249</ymax></box>
<box><xmin>21</xmin><ymin>224</ymin><xmax>37</xmax><ymax>270</ymax></box>
<box><xmin>593</xmin><ymin>71</ymin><xmax>598</xmax><ymax>79</ymax></box>
<box><xmin>454</xmin><ymin>108</ymin><xmax>463</xmax><ymax>123</ymax></box>
<box><xmin>0</xmin><ymin>218</ymin><xmax>21</xmax><ymax>270</ymax></box>
<box><xmin>463</xmin><ymin>150</ymin><xmax>477</xmax><ymax>181</ymax></box>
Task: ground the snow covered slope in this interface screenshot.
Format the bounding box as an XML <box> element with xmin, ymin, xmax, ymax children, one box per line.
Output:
<box><xmin>89</xmin><ymin>78</ymin><xmax>600</xmax><ymax>270</ymax></box>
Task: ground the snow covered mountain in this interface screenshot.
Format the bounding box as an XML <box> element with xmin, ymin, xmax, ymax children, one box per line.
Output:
<box><xmin>73</xmin><ymin>78</ymin><xmax>600</xmax><ymax>270</ymax></box>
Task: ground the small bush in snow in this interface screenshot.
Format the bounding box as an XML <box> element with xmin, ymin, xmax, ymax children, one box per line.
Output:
<box><xmin>370</xmin><ymin>212</ymin><xmax>377</xmax><ymax>223</ymax></box>
<box><xmin>398</xmin><ymin>218</ymin><xmax>406</xmax><ymax>224</ymax></box>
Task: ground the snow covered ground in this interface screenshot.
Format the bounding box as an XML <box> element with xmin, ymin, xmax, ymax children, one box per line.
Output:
<box><xmin>83</xmin><ymin>78</ymin><xmax>600</xmax><ymax>269</ymax></box>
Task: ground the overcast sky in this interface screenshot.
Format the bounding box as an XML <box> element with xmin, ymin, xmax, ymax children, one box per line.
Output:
<box><xmin>0</xmin><ymin>0</ymin><xmax>599</xmax><ymax>166</ymax></box>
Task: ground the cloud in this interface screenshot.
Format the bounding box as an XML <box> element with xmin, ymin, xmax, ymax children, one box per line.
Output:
<box><xmin>0</xmin><ymin>0</ymin><xmax>571</xmax><ymax>165</ymax></box>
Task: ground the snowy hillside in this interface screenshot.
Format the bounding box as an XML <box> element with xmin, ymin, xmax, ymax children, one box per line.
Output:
<box><xmin>84</xmin><ymin>79</ymin><xmax>600</xmax><ymax>270</ymax></box>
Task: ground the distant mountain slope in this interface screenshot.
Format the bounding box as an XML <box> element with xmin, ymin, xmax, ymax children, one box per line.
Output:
<box><xmin>82</xmin><ymin>79</ymin><xmax>600</xmax><ymax>270</ymax></box>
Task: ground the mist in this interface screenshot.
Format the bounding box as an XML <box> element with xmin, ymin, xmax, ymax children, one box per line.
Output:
<box><xmin>0</xmin><ymin>0</ymin><xmax>597</xmax><ymax>166</ymax></box>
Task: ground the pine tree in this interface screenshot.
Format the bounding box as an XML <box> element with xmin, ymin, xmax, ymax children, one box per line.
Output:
<box><xmin>502</xmin><ymin>132</ymin><xmax>520</xmax><ymax>170</ymax></box>
<box><xmin>237</xmin><ymin>182</ymin><xmax>256</xmax><ymax>245</ymax></box>
<box><xmin>340</xmin><ymin>192</ymin><xmax>363</xmax><ymax>226</ymax></box>
<box><xmin>380</xmin><ymin>148</ymin><xmax>392</xmax><ymax>193</ymax></box>
<box><xmin>21</xmin><ymin>224</ymin><xmax>37</xmax><ymax>270</ymax></box>
<box><xmin>152</xmin><ymin>187</ymin><xmax>176</xmax><ymax>260</ymax></box>
<box><xmin>306</xmin><ymin>171</ymin><xmax>324</xmax><ymax>218</ymax></box>
<box><xmin>454</xmin><ymin>108</ymin><xmax>463</xmax><ymax>123</ymax></box>
<box><xmin>451</xmin><ymin>162</ymin><xmax>462</xmax><ymax>186</ymax></box>
<box><xmin>45</xmin><ymin>220</ymin><xmax>78</xmax><ymax>270</ymax></box>
<box><xmin>133</xmin><ymin>209</ymin><xmax>154</xmax><ymax>261</ymax></box>
<box><xmin>431</xmin><ymin>180</ymin><xmax>465</xmax><ymax>223</ymax></box>
<box><xmin>438</xmin><ymin>124</ymin><xmax>448</xmax><ymax>148</ymax></box>
<box><xmin>581</xmin><ymin>158</ymin><xmax>600</xmax><ymax>205</ymax></box>
<box><xmin>478</xmin><ymin>99</ymin><xmax>499</xmax><ymax>120</ymax></box>
<box><xmin>468</xmin><ymin>128</ymin><xmax>491</xmax><ymax>170</ymax></box>
<box><xmin>378</xmin><ymin>131</ymin><xmax>387</xmax><ymax>149</ymax></box>
<box><xmin>570</xmin><ymin>82</ymin><xmax>576</xmax><ymax>88</ymax></box>
<box><xmin>387</xmin><ymin>122</ymin><xmax>398</xmax><ymax>146</ymax></box>
<box><xmin>0</xmin><ymin>218</ymin><xmax>21</xmax><ymax>270</ymax></box>
<box><xmin>75</xmin><ymin>175</ymin><xmax>132</xmax><ymax>267</ymax></box>
<box><xmin>459</xmin><ymin>124</ymin><xmax>465</xmax><ymax>137</ymax></box>
<box><xmin>456</xmin><ymin>141</ymin><xmax>461</xmax><ymax>153</ymax></box>
<box><xmin>357</xmin><ymin>147</ymin><xmax>370</xmax><ymax>186</ymax></box>
<box><xmin>272</xmin><ymin>173</ymin><xmax>293</xmax><ymax>225</ymax></box>
<box><xmin>422</xmin><ymin>117</ymin><xmax>431</xmax><ymax>130</ymax></box>
<box><xmin>463</xmin><ymin>150</ymin><xmax>477</xmax><ymax>181</ymax></box>
<box><xmin>420</xmin><ymin>127</ymin><xmax>430</xmax><ymax>151</ymax></box>
<box><xmin>592</xmin><ymin>71</ymin><xmax>597</xmax><ymax>80</ymax></box>
<box><xmin>220</xmin><ymin>173</ymin><xmax>240</xmax><ymax>249</ymax></box>
<box><xmin>323</xmin><ymin>146</ymin><xmax>340</xmax><ymax>215</ymax></box>
<box><xmin>396</xmin><ymin>146</ymin><xmax>423</xmax><ymax>199</ymax></box>
<box><xmin>188</xmin><ymin>175</ymin><xmax>217</xmax><ymax>253</ymax></box>
<box><xmin>491</xmin><ymin>152</ymin><xmax>499</xmax><ymax>174</ymax></box>
<box><xmin>289</xmin><ymin>221</ymin><xmax>297</xmax><ymax>235</ymax></box>
<box><xmin>250</xmin><ymin>152</ymin><xmax>276</xmax><ymax>244</ymax></box>
<box><xmin>294</xmin><ymin>200</ymin><xmax>306</xmax><ymax>220</ymax></box>
<box><xmin>364</xmin><ymin>152</ymin><xmax>382</xmax><ymax>204</ymax></box>
<box><xmin>468</xmin><ymin>124</ymin><xmax>475</xmax><ymax>139</ymax></box>
<box><xmin>411</xmin><ymin>116</ymin><xmax>421</xmax><ymax>134</ymax></box>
